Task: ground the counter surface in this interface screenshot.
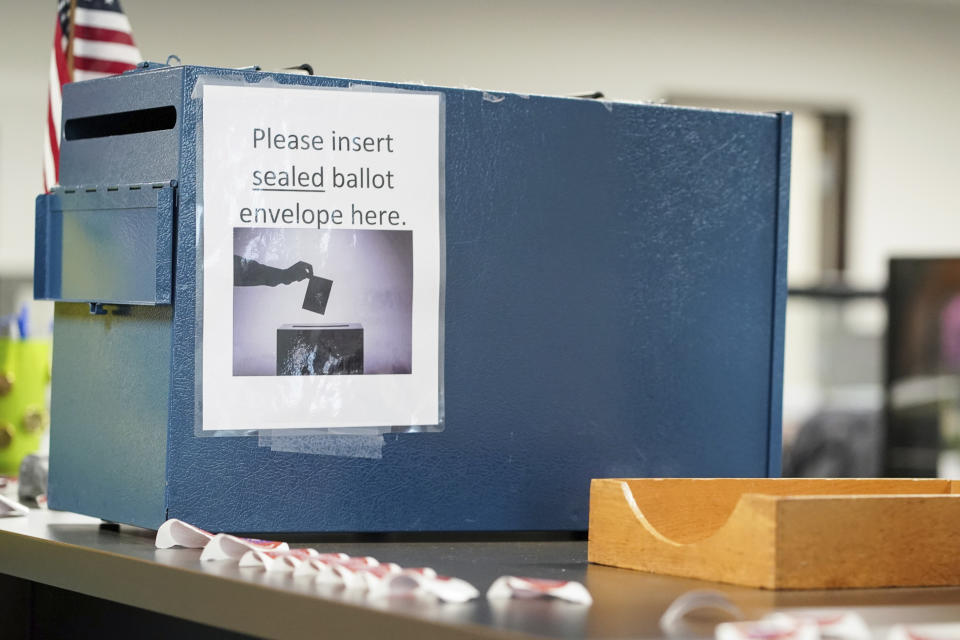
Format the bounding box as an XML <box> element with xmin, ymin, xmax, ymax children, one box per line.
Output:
<box><xmin>1</xmin><ymin>509</ymin><xmax>959</xmax><ymax>639</ymax></box>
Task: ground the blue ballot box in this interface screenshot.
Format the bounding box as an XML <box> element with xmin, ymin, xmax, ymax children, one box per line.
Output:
<box><xmin>35</xmin><ymin>62</ymin><xmax>790</xmax><ymax>533</ymax></box>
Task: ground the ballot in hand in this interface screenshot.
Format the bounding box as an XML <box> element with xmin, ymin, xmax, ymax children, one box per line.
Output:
<box><xmin>281</xmin><ymin>261</ymin><xmax>313</xmax><ymax>285</ymax></box>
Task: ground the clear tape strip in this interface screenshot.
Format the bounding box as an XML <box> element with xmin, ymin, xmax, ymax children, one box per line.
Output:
<box><xmin>259</xmin><ymin>432</ymin><xmax>384</xmax><ymax>459</ymax></box>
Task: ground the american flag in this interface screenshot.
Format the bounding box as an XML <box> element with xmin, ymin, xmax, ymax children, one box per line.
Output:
<box><xmin>45</xmin><ymin>0</ymin><xmax>141</xmax><ymax>192</ymax></box>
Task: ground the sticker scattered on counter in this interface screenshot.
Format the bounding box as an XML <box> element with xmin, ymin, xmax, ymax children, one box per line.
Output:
<box><xmin>659</xmin><ymin>589</ymin><xmax>742</xmax><ymax>635</ymax></box>
<box><xmin>322</xmin><ymin>556</ymin><xmax>386</xmax><ymax>590</ymax></box>
<box><xmin>311</xmin><ymin>555</ymin><xmax>358</xmax><ymax>586</ymax></box>
<box><xmin>889</xmin><ymin>625</ymin><xmax>960</xmax><ymax>640</ymax></box>
<box><xmin>353</xmin><ymin>563</ymin><xmax>403</xmax><ymax>591</ymax></box>
<box><xmin>374</xmin><ymin>569</ymin><xmax>481</xmax><ymax>604</ymax></box>
<box><xmin>155</xmin><ymin>518</ymin><xmax>214</xmax><ymax>549</ymax></box>
<box><xmin>201</xmin><ymin>83</ymin><xmax>443</xmax><ymax>431</ymax></box>
<box><xmin>768</xmin><ymin>612</ymin><xmax>871</xmax><ymax>640</ymax></box>
<box><xmin>200</xmin><ymin>532</ymin><xmax>289</xmax><ymax>561</ymax></box>
<box><xmin>238</xmin><ymin>547</ymin><xmax>320</xmax><ymax>572</ymax></box>
<box><xmin>715</xmin><ymin>617</ymin><xmax>819</xmax><ymax>640</ymax></box>
<box><xmin>714</xmin><ymin>611</ymin><xmax>872</xmax><ymax>640</ymax></box>
<box><xmin>293</xmin><ymin>552</ymin><xmax>351</xmax><ymax>577</ymax></box>
<box><xmin>0</xmin><ymin>494</ymin><xmax>29</xmax><ymax>517</ymax></box>
<box><xmin>486</xmin><ymin>576</ymin><xmax>593</xmax><ymax>605</ymax></box>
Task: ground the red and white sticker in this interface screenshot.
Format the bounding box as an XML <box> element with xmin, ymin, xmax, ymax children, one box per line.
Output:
<box><xmin>486</xmin><ymin>576</ymin><xmax>592</xmax><ymax>605</ymax></box>
<box><xmin>292</xmin><ymin>552</ymin><xmax>351</xmax><ymax>576</ymax></box>
<box><xmin>311</xmin><ymin>556</ymin><xmax>349</xmax><ymax>585</ymax></box>
<box><xmin>0</xmin><ymin>494</ymin><xmax>29</xmax><ymax>518</ymax></box>
<box><xmin>889</xmin><ymin>624</ymin><xmax>960</xmax><ymax>640</ymax></box>
<box><xmin>373</xmin><ymin>569</ymin><xmax>479</xmax><ymax>603</ymax></box>
<box><xmin>767</xmin><ymin>612</ymin><xmax>870</xmax><ymax>640</ymax></box>
<box><xmin>238</xmin><ymin>547</ymin><xmax>319</xmax><ymax>572</ymax></box>
<box><xmin>716</xmin><ymin>618</ymin><xmax>819</xmax><ymax>640</ymax></box>
<box><xmin>357</xmin><ymin>563</ymin><xmax>403</xmax><ymax>590</ymax></box>
<box><xmin>154</xmin><ymin>519</ymin><xmax>214</xmax><ymax>549</ymax></box>
<box><xmin>314</xmin><ymin>556</ymin><xmax>380</xmax><ymax>588</ymax></box>
<box><xmin>334</xmin><ymin>558</ymin><xmax>393</xmax><ymax>591</ymax></box>
<box><xmin>199</xmin><ymin>533</ymin><xmax>288</xmax><ymax>561</ymax></box>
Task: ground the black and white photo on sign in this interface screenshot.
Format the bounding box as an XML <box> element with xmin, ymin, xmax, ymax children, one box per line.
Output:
<box><xmin>232</xmin><ymin>227</ymin><xmax>413</xmax><ymax>377</ymax></box>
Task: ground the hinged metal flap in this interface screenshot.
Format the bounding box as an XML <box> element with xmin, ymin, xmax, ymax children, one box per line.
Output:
<box><xmin>34</xmin><ymin>182</ymin><xmax>175</xmax><ymax>306</ymax></box>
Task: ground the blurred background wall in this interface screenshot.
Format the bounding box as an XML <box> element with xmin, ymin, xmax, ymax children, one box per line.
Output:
<box><xmin>1</xmin><ymin>0</ymin><xmax>958</xmax><ymax>472</ymax></box>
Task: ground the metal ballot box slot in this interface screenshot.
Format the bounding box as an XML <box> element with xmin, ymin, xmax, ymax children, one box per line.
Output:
<box><xmin>36</xmin><ymin>62</ymin><xmax>791</xmax><ymax>533</ymax></box>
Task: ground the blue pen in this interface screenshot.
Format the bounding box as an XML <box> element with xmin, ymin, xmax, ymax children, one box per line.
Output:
<box><xmin>17</xmin><ymin>305</ymin><xmax>29</xmax><ymax>340</ymax></box>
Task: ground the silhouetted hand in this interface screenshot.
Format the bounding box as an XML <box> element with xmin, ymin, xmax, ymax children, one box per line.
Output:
<box><xmin>282</xmin><ymin>261</ymin><xmax>313</xmax><ymax>284</ymax></box>
<box><xmin>235</xmin><ymin>256</ymin><xmax>314</xmax><ymax>287</ymax></box>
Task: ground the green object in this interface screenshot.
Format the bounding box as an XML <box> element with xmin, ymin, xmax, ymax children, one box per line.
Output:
<box><xmin>0</xmin><ymin>338</ymin><xmax>51</xmax><ymax>475</ymax></box>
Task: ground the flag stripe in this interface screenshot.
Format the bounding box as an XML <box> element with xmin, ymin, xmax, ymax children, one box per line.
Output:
<box><xmin>72</xmin><ymin>56</ymin><xmax>135</xmax><ymax>75</ymax></box>
<box><xmin>72</xmin><ymin>39</ymin><xmax>140</xmax><ymax>65</ymax></box>
<box><xmin>77</xmin><ymin>0</ymin><xmax>125</xmax><ymax>13</ymax></box>
<box><xmin>43</xmin><ymin>110</ymin><xmax>58</xmax><ymax>190</ymax></box>
<box><xmin>73</xmin><ymin>24</ymin><xmax>135</xmax><ymax>46</ymax></box>
<box><xmin>73</xmin><ymin>7</ymin><xmax>132</xmax><ymax>33</ymax></box>
<box><xmin>53</xmin><ymin>22</ymin><xmax>69</xmax><ymax>86</ymax></box>
<box><xmin>48</xmin><ymin>56</ymin><xmax>63</xmax><ymax>143</ymax></box>
<box><xmin>47</xmin><ymin>102</ymin><xmax>60</xmax><ymax>169</ymax></box>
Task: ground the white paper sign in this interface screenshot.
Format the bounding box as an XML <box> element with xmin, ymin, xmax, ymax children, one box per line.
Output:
<box><xmin>200</xmin><ymin>83</ymin><xmax>441</xmax><ymax>430</ymax></box>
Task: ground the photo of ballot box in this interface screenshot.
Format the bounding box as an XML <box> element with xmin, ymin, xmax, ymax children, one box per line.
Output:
<box><xmin>34</xmin><ymin>63</ymin><xmax>790</xmax><ymax>533</ymax></box>
<box><xmin>276</xmin><ymin>324</ymin><xmax>364</xmax><ymax>376</ymax></box>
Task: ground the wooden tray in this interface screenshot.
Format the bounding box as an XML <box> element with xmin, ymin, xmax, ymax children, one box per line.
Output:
<box><xmin>588</xmin><ymin>478</ymin><xmax>960</xmax><ymax>589</ymax></box>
